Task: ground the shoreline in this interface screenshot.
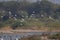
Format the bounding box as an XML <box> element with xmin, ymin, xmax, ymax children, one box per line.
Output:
<box><xmin>0</xmin><ymin>30</ymin><xmax>60</xmax><ymax>34</ymax></box>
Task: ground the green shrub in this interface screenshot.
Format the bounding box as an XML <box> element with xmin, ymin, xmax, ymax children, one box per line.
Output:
<box><xmin>11</xmin><ymin>19</ymin><xmax>25</xmax><ymax>29</ymax></box>
<box><xmin>46</xmin><ymin>21</ymin><xmax>60</xmax><ymax>28</ymax></box>
<box><xmin>0</xmin><ymin>22</ymin><xmax>5</xmax><ymax>28</ymax></box>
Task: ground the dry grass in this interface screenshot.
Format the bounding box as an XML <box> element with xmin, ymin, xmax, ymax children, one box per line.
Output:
<box><xmin>0</xmin><ymin>26</ymin><xmax>12</xmax><ymax>30</ymax></box>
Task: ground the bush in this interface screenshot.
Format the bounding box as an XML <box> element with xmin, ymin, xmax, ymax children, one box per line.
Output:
<box><xmin>0</xmin><ymin>22</ymin><xmax>5</xmax><ymax>28</ymax></box>
<box><xmin>46</xmin><ymin>21</ymin><xmax>60</xmax><ymax>28</ymax></box>
<box><xmin>11</xmin><ymin>19</ymin><xmax>25</xmax><ymax>29</ymax></box>
<box><xmin>48</xmin><ymin>33</ymin><xmax>60</xmax><ymax>40</ymax></box>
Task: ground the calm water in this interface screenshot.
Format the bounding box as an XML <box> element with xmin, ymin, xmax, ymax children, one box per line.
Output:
<box><xmin>0</xmin><ymin>32</ymin><xmax>59</xmax><ymax>40</ymax></box>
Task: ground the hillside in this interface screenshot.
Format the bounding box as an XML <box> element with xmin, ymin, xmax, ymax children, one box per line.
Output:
<box><xmin>0</xmin><ymin>0</ymin><xmax>60</xmax><ymax>30</ymax></box>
